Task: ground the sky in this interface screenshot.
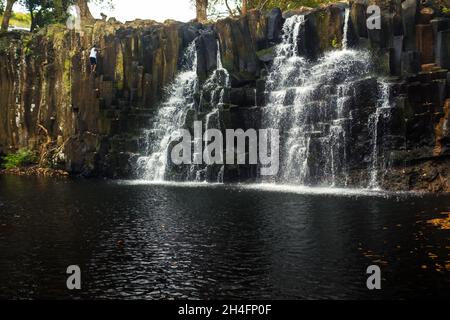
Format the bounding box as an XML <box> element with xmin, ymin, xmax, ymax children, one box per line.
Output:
<box><xmin>89</xmin><ymin>0</ymin><xmax>196</xmax><ymax>22</ymax></box>
<box><xmin>14</xmin><ymin>0</ymin><xmax>197</xmax><ymax>23</ymax></box>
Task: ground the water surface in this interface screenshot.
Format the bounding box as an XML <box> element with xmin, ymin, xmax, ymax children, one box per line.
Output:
<box><xmin>0</xmin><ymin>176</ymin><xmax>449</xmax><ymax>299</ymax></box>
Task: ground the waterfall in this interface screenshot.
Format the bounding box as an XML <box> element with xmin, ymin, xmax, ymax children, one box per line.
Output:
<box><xmin>342</xmin><ymin>8</ymin><xmax>350</xmax><ymax>50</ymax></box>
<box><xmin>193</xmin><ymin>40</ymin><xmax>230</xmax><ymax>182</ymax></box>
<box><xmin>136</xmin><ymin>42</ymin><xmax>198</xmax><ymax>181</ymax></box>
<box><xmin>136</xmin><ymin>12</ymin><xmax>393</xmax><ymax>188</ymax></box>
<box><xmin>136</xmin><ymin>39</ymin><xmax>230</xmax><ymax>182</ymax></box>
<box><xmin>262</xmin><ymin>14</ymin><xmax>374</xmax><ymax>186</ymax></box>
<box><xmin>368</xmin><ymin>81</ymin><xmax>393</xmax><ymax>189</ymax></box>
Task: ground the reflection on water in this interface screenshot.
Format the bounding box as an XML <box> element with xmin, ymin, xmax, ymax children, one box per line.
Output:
<box><xmin>0</xmin><ymin>176</ymin><xmax>449</xmax><ymax>299</ymax></box>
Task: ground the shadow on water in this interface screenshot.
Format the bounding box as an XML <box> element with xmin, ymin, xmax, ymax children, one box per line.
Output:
<box><xmin>0</xmin><ymin>176</ymin><xmax>449</xmax><ymax>299</ymax></box>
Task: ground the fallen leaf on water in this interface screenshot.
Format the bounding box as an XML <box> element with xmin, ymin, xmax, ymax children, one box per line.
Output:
<box><xmin>427</xmin><ymin>212</ymin><xmax>450</xmax><ymax>230</ymax></box>
<box><xmin>428</xmin><ymin>252</ymin><xmax>438</xmax><ymax>259</ymax></box>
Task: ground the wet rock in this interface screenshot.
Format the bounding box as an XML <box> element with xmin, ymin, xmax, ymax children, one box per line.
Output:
<box><xmin>247</xmin><ymin>9</ymin><xmax>268</xmax><ymax>51</ymax></box>
<box><xmin>416</xmin><ymin>24</ymin><xmax>435</xmax><ymax>64</ymax></box>
<box><xmin>390</xmin><ymin>35</ymin><xmax>404</xmax><ymax>75</ymax></box>
<box><xmin>401</xmin><ymin>50</ymin><xmax>421</xmax><ymax>74</ymax></box>
<box><xmin>1</xmin><ymin>3</ymin><xmax>450</xmax><ymax>190</ymax></box>
<box><xmin>195</xmin><ymin>30</ymin><xmax>218</xmax><ymax>81</ymax></box>
<box><xmin>436</xmin><ymin>30</ymin><xmax>450</xmax><ymax>69</ymax></box>
<box><xmin>181</xmin><ymin>22</ymin><xmax>202</xmax><ymax>46</ymax></box>
<box><xmin>215</xmin><ymin>15</ymin><xmax>261</xmax><ymax>85</ymax></box>
<box><xmin>430</xmin><ymin>18</ymin><xmax>450</xmax><ymax>35</ymax></box>
<box><xmin>266</xmin><ymin>8</ymin><xmax>284</xmax><ymax>43</ymax></box>
<box><xmin>351</xmin><ymin>77</ymin><xmax>379</xmax><ymax>108</ymax></box>
<box><xmin>350</xmin><ymin>0</ymin><xmax>368</xmax><ymax>39</ymax></box>
<box><xmin>402</xmin><ymin>0</ymin><xmax>418</xmax><ymax>50</ymax></box>
<box><xmin>360</xmin><ymin>0</ymin><xmax>402</xmax><ymax>50</ymax></box>
<box><xmin>418</xmin><ymin>7</ymin><xmax>435</xmax><ymax>24</ymax></box>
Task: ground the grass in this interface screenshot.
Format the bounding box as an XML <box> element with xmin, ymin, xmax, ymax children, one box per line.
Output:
<box><xmin>0</xmin><ymin>12</ymin><xmax>31</xmax><ymax>29</ymax></box>
<box><xmin>2</xmin><ymin>148</ymin><xmax>37</xmax><ymax>169</ymax></box>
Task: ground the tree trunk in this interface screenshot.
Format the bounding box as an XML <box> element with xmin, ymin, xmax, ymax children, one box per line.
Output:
<box><xmin>76</xmin><ymin>0</ymin><xmax>94</xmax><ymax>21</ymax></box>
<box><xmin>196</xmin><ymin>0</ymin><xmax>208</xmax><ymax>23</ymax></box>
<box><xmin>1</xmin><ymin>0</ymin><xmax>17</xmax><ymax>32</ymax></box>
<box><xmin>29</xmin><ymin>9</ymin><xmax>36</xmax><ymax>32</ymax></box>
<box><xmin>242</xmin><ymin>0</ymin><xmax>248</xmax><ymax>16</ymax></box>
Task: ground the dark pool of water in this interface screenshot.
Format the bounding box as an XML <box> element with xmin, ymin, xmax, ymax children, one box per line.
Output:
<box><xmin>0</xmin><ymin>176</ymin><xmax>449</xmax><ymax>300</ymax></box>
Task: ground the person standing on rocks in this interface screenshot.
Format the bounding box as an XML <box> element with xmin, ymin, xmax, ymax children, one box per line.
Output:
<box><xmin>89</xmin><ymin>44</ymin><xmax>99</xmax><ymax>73</ymax></box>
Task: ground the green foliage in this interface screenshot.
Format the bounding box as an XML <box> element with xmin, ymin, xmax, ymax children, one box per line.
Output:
<box><xmin>256</xmin><ymin>46</ymin><xmax>275</xmax><ymax>59</ymax></box>
<box><xmin>206</xmin><ymin>0</ymin><xmax>335</xmax><ymax>19</ymax></box>
<box><xmin>5</xmin><ymin>0</ymin><xmax>113</xmax><ymax>32</ymax></box>
<box><xmin>0</xmin><ymin>12</ymin><xmax>31</xmax><ymax>28</ymax></box>
<box><xmin>250</xmin><ymin>0</ymin><xmax>335</xmax><ymax>11</ymax></box>
<box><xmin>90</xmin><ymin>0</ymin><xmax>114</xmax><ymax>10</ymax></box>
<box><xmin>19</xmin><ymin>0</ymin><xmax>71</xmax><ymax>31</ymax></box>
<box><xmin>2</xmin><ymin>148</ymin><xmax>37</xmax><ymax>169</ymax></box>
<box><xmin>331</xmin><ymin>37</ymin><xmax>339</xmax><ymax>49</ymax></box>
<box><xmin>443</xmin><ymin>7</ymin><xmax>450</xmax><ymax>15</ymax></box>
<box><xmin>23</xmin><ymin>34</ymin><xmax>34</xmax><ymax>55</ymax></box>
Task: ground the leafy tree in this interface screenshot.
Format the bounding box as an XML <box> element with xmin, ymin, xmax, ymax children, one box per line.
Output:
<box><xmin>19</xmin><ymin>0</ymin><xmax>71</xmax><ymax>31</ymax></box>
<box><xmin>1</xmin><ymin>0</ymin><xmax>18</xmax><ymax>32</ymax></box>
<box><xmin>75</xmin><ymin>0</ymin><xmax>93</xmax><ymax>20</ymax></box>
<box><xmin>5</xmin><ymin>0</ymin><xmax>113</xmax><ymax>32</ymax></box>
<box><xmin>247</xmin><ymin>0</ymin><xmax>334</xmax><ymax>11</ymax></box>
<box><xmin>73</xmin><ymin>0</ymin><xmax>114</xmax><ymax>21</ymax></box>
<box><xmin>196</xmin><ymin>0</ymin><xmax>208</xmax><ymax>22</ymax></box>
<box><xmin>208</xmin><ymin>0</ymin><xmax>335</xmax><ymax>19</ymax></box>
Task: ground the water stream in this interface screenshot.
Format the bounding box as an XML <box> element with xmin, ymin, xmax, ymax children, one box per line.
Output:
<box><xmin>136</xmin><ymin>11</ymin><xmax>393</xmax><ymax>190</ymax></box>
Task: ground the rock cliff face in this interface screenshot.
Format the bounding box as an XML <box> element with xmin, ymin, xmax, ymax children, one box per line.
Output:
<box><xmin>0</xmin><ymin>19</ymin><xmax>204</xmax><ymax>176</ymax></box>
<box><xmin>1</xmin><ymin>0</ymin><xmax>450</xmax><ymax>192</ymax></box>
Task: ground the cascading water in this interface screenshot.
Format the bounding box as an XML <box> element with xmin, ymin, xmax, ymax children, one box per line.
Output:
<box><xmin>342</xmin><ymin>8</ymin><xmax>350</xmax><ymax>50</ymax></box>
<box><xmin>136</xmin><ymin>40</ymin><xmax>230</xmax><ymax>182</ymax></box>
<box><xmin>261</xmin><ymin>13</ymin><xmax>391</xmax><ymax>188</ymax></box>
<box><xmin>368</xmin><ymin>81</ymin><xmax>393</xmax><ymax>189</ymax></box>
<box><xmin>136</xmin><ymin>42</ymin><xmax>198</xmax><ymax>181</ymax></box>
<box><xmin>191</xmin><ymin>41</ymin><xmax>230</xmax><ymax>182</ymax></box>
<box><xmin>137</xmin><ymin>10</ymin><xmax>393</xmax><ymax>188</ymax></box>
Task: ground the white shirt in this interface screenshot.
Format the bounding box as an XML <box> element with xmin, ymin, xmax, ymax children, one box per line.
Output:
<box><xmin>90</xmin><ymin>48</ymin><xmax>97</xmax><ymax>59</ymax></box>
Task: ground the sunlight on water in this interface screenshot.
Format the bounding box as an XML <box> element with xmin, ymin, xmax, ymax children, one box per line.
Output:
<box><xmin>117</xmin><ymin>180</ymin><xmax>421</xmax><ymax>198</ymax></box>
